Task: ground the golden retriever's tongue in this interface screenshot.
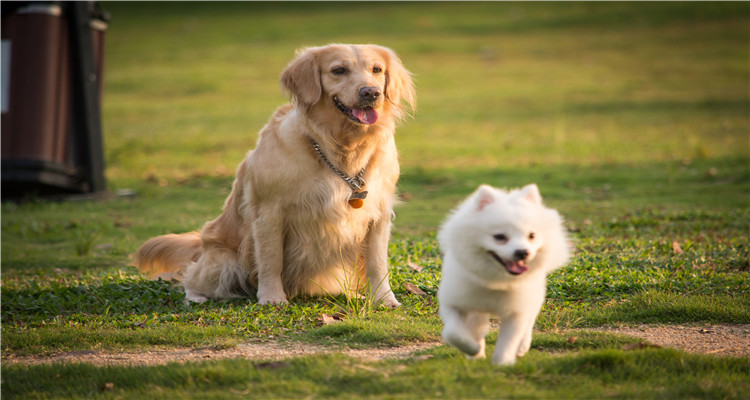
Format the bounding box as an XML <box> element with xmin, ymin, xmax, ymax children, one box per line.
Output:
<box><xmin>352</xmin><ymin>108</ymin><xmax>378</xmax><ymax>125</ymax></box>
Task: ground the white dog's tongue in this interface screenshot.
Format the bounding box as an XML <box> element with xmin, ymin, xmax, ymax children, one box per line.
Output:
<box><xmin>504</xmin><ymin>261</ymin><xmax>528</xmax><ymax>275</ymax></box>
<box><xmin>352</xmin><ymin>108</ymin><xmax>378</xmax><ymax>125</ymax></box>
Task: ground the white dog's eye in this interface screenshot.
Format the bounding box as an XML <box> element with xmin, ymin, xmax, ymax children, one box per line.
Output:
<box><xmin>493</xmin><ymin>234</ymin><xmax>508</xmax><ymax>243</ymax></box>
<box><xmin>331</xmin><ymin>67</ymin><xmax>348</xmax><ymax>75</ymax></box>
<box><xmin>372</xmin><ymin>66</ymin><xmax>383</xmax><ymax>74</ymax></box>
<box><xmin>529</xmin><ymin>232</ymin><xmax>536</xmax><ymax>240</ymax></box>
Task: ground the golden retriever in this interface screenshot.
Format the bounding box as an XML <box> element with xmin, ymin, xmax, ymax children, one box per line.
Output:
<box><xmin>135</xmin><ymin>44</ymin><xmax>416</xmax><ymax>306</ymax></box>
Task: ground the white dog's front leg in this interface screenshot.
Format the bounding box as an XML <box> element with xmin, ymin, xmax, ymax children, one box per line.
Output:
<box><xmin>516</xmin><ymin>313</ymin><xmax>539</xmax><ymax>358</ymax></box>
<box><xmin>252</xmin><ymin>210</ymin><xmax>288</xmax><ymax>305</ymax></box>
<box><xmin>441</xmin><ymin>306</ymin><xmax>483</xmax><ymax>357</ymax></box>
<box><xmin>364</xmin><ymin>216</ymin><xmax>400</xmax><ymax>307</ymax></box>
<box><xmin>491</xmin><ymin>314</ymin><xmax>528</xmax><ymax>366</ymax></box>
<box><xmin>516</xmin><ymin>284</ymin><xmax>545</xmax><ymax>358</ymax></box>
<box><xmin>465</xmin><ymin>312</ymin><xmax>490</xmax><ymax>359</ymax></box>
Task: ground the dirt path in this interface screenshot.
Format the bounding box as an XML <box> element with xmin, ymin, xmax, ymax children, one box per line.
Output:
<box><xmin>2</xmin><ymin>341</ymin><xmax>442</xmax><ymax>367</ymax></box>
<box><xmin>594</xmin><ymin>324</ymin><xmax>750</xmax><ymax>358</ymax></box>
<box><xmin>4</xmin><ymin>324</ymin><xmax>748</xmax><ymax>367</ymax></box>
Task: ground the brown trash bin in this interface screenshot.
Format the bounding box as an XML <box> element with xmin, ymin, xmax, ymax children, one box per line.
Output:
<box><xmin>1</xmin><ymin>2</ymin><xmax>108</xmax><ymax>198</ymax></box>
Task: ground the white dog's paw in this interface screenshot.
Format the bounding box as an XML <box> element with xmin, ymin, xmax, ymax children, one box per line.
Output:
<box><xmin>516</xmin><ymin>333</ymin><xmax>533</xmax><ymax>357</ymax></box>
<box><xmin>184</xmin><ymin>289</ymin><xmax>209</xmax><ymax>304</ymax></box>
<box><xmin>491</xmin><ymin>352</ymin><xmax>517</xmax><ymax>366</ymax></box>
<box><xmin>466</xmin><ymin>346</ymin><xmax>486</xmax><ymax>360</ymax></box>
<box><xmin>466</xmin><ymin>338</ymin><xmax>486</xmax><ymax>360</ymax></box>
<box><xmin>444</xmin><ymin>331</ymin><xmax>482</xmax><ymax>357</ymax></box>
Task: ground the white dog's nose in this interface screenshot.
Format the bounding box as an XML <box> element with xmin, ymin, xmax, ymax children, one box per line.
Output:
<box><xmin>514</xmin><ymin>249</ymin><xmax>529</xmax><ymax>260</ymax></box>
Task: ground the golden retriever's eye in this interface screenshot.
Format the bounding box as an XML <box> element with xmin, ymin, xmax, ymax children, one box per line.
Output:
<box><xmin>529</xmin><ymin>232</ymin><xmax>536</xmax><ymax>240</ymax></box>
<box><xmin>372</xmin><ymin>66</ymin><xmax>383</xmax><ymax>74</ymax></box>
<box><xmin>331</xmin><ymin>67</ymin><xmax>348</xmax><ymax>75</ymax></box>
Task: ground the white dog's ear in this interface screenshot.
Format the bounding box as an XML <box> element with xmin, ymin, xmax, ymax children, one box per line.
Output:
<box><xmin>280</xmin><ymin>47</ymin><xmax>322</xmax><ymax>107</ymax></box>
<box><xmin>520</xmin><ymin>184</ymin><xmax>542</xmax><ymax>204</ymax></box>
<box><xmin>373</xmin><ymin>46</ymin><xmax>416</xmax><ymax>119</ymax></box>
<box><xmin>475</xmin><ymin>184</ymin><xmax>496</xmax><ymax>211</ymax></box>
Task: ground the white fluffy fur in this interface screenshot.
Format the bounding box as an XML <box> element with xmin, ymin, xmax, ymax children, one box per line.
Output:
<box><xmin>135</xmin><ymin>44</ymin><xmax>416</xmax><ymax>306</ymax></box>
<box><xmin>437</xmin><ymin>184</ymin><xmax>571</xmax><ymax>366</ymax></box>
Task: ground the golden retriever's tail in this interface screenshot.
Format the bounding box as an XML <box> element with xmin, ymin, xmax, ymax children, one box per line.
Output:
<box><xmin>134</xmin><ymin>232</ymin><xmax>202</xmax><ymax>281</ymax></box>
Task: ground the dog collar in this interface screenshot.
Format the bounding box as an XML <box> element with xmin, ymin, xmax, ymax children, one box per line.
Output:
<box><xmin>309</xmin><ymin>138</ymin><xmax>368</xmax><ymax>209</ymax></box>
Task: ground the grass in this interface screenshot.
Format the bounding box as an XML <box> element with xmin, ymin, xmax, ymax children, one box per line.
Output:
<box><xmin>2</xmin><ymin>2</ymin><xmax>749</xmax><ymax>399</ymax></box>
<box><xmin>3</xmin><ymin>349</ymin><xmax>748</xmax><ymax>399</ymax></box>
<box><xmin>312</xmin><ymin>254</ymin><xmax>392</xmax><ymax>319</ymax></box>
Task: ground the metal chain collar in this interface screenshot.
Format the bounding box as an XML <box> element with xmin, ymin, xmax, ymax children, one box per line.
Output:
<box><xmin>309</xmin><ymin>138</ymin><xmax>366</xmax><ymax>191</ymax></box>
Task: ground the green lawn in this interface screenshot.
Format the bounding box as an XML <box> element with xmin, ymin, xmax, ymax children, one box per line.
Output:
<box><xmin>2</xmin><ymin>2</ymin><xmax>749</xmax><ymax>399</ymax></box>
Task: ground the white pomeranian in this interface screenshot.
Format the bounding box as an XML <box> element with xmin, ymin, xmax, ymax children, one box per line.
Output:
<box><xmin>438</xmin><ymin>184</ymin><xmax>571</xmax><ymax>366</ymax></box>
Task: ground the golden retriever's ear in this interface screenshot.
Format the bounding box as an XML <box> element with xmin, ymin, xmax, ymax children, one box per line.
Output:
<box><xmin>280</xmin><ymin>47</ymin><xmax>322</xmax><ymax>107</ymax></box>
<box><xmin>374</xmin><ymin>46</ymin><xmax>416</xmax><ymax>119</ymax></box>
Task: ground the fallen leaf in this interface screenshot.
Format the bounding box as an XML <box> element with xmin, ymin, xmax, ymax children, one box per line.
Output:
<box><xmin>317</xmin><ymin>313</ymin><xmax>337</xmax><ymax>325</ymax></box>
<box><xmin>316</xmin><ymin>313</ymin><xmax>344</xmax><ymax>326</ymax></box>
<box><xmin>407</xmin><ymin>261</ymin><xmax>424</xmax><ymax>273</ymax></box>
<box><xmin>672</xmin><ymin>241</ymin><xmax>684</xmax><ymax>254</ymax></box>
<box><xmin>404</xmin><ymin>282</ymin><xmax>427</xmax><ymax>296</ymax></box>
<box><xmin>567</xmin><ymin>336</ymin><xmax>578</xmax><ymax>344</ymax></box>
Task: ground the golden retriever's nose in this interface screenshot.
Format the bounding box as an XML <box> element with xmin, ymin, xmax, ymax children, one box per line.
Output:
<box><xmin>359</xmin><ymin>86</ymin><xmax>381</xmax><ymax>102</ymax></box>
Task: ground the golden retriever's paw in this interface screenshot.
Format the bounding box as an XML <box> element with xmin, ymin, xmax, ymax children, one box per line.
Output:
<box><xmin>380</xmin><ymin>292</ymin><xmax>401</xmax><ymax>308</ymax></box>
<box><xmin>257</xmin><ymin>284</ymin><xmax>289</xmax><ymax>305</ymax></box>
<box><xmin>257</xmin><ymin>295</ymin><xmax>289</xmax><ymax>306</ymax></box>
<box><xmin>184</xmin><ymin>289</ymin><xmax>209</xmax><ymax>304</ymax></box>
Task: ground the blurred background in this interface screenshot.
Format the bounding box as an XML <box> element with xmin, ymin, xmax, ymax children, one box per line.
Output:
<box><xmin>6</xmin><ymin>2</ymin><xmax>749</xmax><ymax>234</ymax></box>
<box><xmin>99</xmin><ymin>2</ymin><xmax>748</xmax><ymax>233</ymax></box>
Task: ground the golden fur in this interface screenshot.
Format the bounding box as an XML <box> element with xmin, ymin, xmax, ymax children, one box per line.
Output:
<box><xmin>135</xmin><ymin>44</ymin><xmax>416</xmax><ymax>306</ymax></box>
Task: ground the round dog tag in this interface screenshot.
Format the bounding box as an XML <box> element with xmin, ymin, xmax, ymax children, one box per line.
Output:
<box><xmin>348</xmin><ymin>191</ymin><xmax>368</xmax><ymax>209</ymax></box>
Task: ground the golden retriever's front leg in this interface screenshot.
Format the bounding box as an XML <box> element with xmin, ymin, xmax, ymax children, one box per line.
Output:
<box><xmin>365</xmin><ymin>217</ymin><xmax>401</xmax><ymax>308</ymax></box>
<box><xmin>252</xmin><ymin>209</ymin><xmax>288</xmax><ymax>305</ymax></box>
